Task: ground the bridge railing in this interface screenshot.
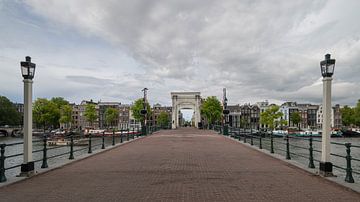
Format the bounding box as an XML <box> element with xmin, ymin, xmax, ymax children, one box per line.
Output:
<box><xmin>212</xmin><ymin>125</ymin><xmax>360</xmax><ymax>184</ymax></box>
<box><xmin>0</xmin><ymin>126</ymin><xmax>161</xmax><ymax>183</ymax></box>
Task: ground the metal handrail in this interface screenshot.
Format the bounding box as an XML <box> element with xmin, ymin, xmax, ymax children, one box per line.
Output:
<box><xmin>0</xmin><ymin>127</ymin><xmax>147</xmax><ymax>182</ymax></box>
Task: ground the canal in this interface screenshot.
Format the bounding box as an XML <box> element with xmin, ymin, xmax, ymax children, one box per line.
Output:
<box><xmin>0</xmin><ymin>135</ymin><xmax>119</xmax><ymax>179</ymax></box>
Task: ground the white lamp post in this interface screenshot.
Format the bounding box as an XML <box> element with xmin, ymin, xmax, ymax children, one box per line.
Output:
<box><xmin>319</xmin><ymin>53</ymin><xmax>335</xmax><ymax>176</ymax></box>
<box><xmin>19</xmin><ymin>56</ymin><xmax>36</xmax><ymax>177</ymax></box>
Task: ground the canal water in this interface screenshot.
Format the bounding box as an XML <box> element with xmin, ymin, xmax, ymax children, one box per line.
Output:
<box><xmin>0</xmin><ymin>135</ymin><xmax>121</xmax><ymax>179</ymax></box>
<box><xmin>257</xmin><ymin>136</ymin><xmax>360</xmax><ymax>182</ymax></box>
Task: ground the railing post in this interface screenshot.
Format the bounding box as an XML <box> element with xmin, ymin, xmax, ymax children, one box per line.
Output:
<box><xmin>102</xmin><ymin>132</ymin><xmax>105</xmax><ymax>149</ymax></box>
<box><xmin>132</xmin><ymin>127</ymin><xmax>135</xmax><ymax>139</ymax></box>
<box><xmin>270</xmin><ymin>132</ymin><xmax>274</xmax><ymax>153</ymax></box>
<box><xmin>286</xmin><ymin>135</ymin><xmax>291</xmax><ymax>160</ymax></box>
<box><xmin>259</xmin><ymin>136</ymin><xmax>262</xmax><ymax>149</ymax></box>
<box><xmin>88</xmin><ymin>133</ymin><xmax>92</xmax><ymax>154</ymax></box>
<box><xmin>69</xmin><ymin>134</ymin><xmax>74</xmax><ymax>160</ymax></box>
<box><xmin>345</xmin><ymin>143</ymin><xmax>354</xmax><ymax>183</ymax></box>
<box><xmin>112</xmin><ymin>130</ymin><xmax>115</xmax><ymax>146</ymax></box>
<box><xmin>41</xmin><ymin>134</ymin><xmax>48</xmax><ymax>168</ymax></box>
<box><xmin>120</xmin><ymin>130</ymin><xmax>123</xmax><ymax>143</ymax></box>
<box><xmin>0</xmin><ymin>144</ymin><xmax>7</xmax><ymax>182</ymax></box>
<box><xmin>308</xmin><ymin>136</ymin><xmax>315</xmax><ymax>168</ymax></box>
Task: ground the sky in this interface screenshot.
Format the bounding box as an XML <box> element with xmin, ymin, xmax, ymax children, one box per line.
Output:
<box><xmin>1</xmin><ymin>0</ymin><xmax>360</xmax><ymax>107</ymax></box>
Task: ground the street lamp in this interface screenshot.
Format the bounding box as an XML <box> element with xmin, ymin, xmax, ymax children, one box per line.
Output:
<box><xmin>223</xmin><ymin>88</ymin><xmax>229</xmax><ymax>135</ymax></box>
<box><xmin>141</xmin><ymin>88</ymin><xmax>148</xmax><ymax>136</ymax></box>
<box><xmin>19</xmin><ymin>56</ymin><xmax>36</xmax><ymax>176</ymax></box>
<box><xmin>319</xmin><ymin>53</ymin><xmax>335</xmax><ymax>176</ymax></box>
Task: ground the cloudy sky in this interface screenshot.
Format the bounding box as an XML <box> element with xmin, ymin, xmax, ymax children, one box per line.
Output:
<box><xmin>1</xmin><ymin>0</ymin><xmax>360</xmax><ymax>108</ymax></box>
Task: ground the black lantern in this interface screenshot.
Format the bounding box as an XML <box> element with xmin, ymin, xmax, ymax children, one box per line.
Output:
<box><xmin>320</xmin><ymin>54</ymin><xmax>335</xmax><ymax>78</ymax></box>
<box><xmin>140</xmin><ymin>109</ymin><xmax>147</xmax><ymax>115</ymax></box>
<box><xmin>20</xmin><ymin>56</ymin><xmax>36</xmax><ymax>80</ymax></box>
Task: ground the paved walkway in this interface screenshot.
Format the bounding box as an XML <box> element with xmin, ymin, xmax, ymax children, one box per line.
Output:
<box><xmin>0</xmin><ymin>128</ymin><xmax>359</xmax><ymax>201</ymax></box>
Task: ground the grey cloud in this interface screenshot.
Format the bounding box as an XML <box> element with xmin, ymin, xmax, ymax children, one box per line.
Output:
<box><xmin>4</xmin><ymin>0</ymin><xmax>359</xmax><ymax>105</ymax></box>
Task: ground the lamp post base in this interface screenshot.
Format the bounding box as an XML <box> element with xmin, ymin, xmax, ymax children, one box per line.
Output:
<box><xmin>18</xmin><ymin>162</ymin><xmax>35</xmax><ymax>177</ymax></box>
<box><xmin>319</xmin><ymin>162</ymin><xmax>334</xmax><ymax>177</ymax></box>
<box><xmin>223</xmin><ymin>125</ymin><xmax>228</xmax><ymax>136</ymax></box>
<box><xmin>141</xmin><ymin>126</ymin><xmax>147</xmax><ymax>136</ymax></box>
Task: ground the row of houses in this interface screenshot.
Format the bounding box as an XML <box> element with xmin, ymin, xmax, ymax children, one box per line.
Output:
<box><xmin>13</xmin><ymin>99</ymin><xmax>342</xmax><ymax>131</ymax></box>
<box><xmin>226</xmin><ymin>100</ymin><xmax>342</xmax><ymax>130</ymax></box>
<box><xmin>69</xmin><ymin>101</ymin><xmax>172</xmax><ymax>130</ymax></box>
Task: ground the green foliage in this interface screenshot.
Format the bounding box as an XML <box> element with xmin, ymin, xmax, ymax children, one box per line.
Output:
<box><xmin>157</xmin><ymin>112</ymin><xmax>170</xmax><ymax>127</ymax></box>
<box><xmin>130</xmin><ymin>98</ymin><xmax>152</xmax><ymax>122</ymax></box>
<box><xmin>260</xmin><ymin>105</ymin><xmax>284</xmax><ymax>130</ymax></box>
<box><xmin>105</xmin><ymin>107</ymin><xmax>119</xmax><ymax>128</ymax></box>
<box><xmin>290</xmin><ymin>111</ymin><xmax>301</xmax><ymax>130</ymax></box>
<box><xmin>200</xmin><ymin>96</ymin><xmax>222</xmax><ymax>125</ymax></box>
<box><xmin>84</xmin><ymin>104</ymin><xmax>97</xmax><ymax>127</ymax></box>
<box><xmin>33</xmin><ymin>98</ymin><xmax>60</xmax><ymax>129</ymax></box>
<box><xmin>51</xmin><ymin>97</ymin><xmax>69</xmax><ymax>108</ymax></box>
<box><xmin>340</xmin><ymin>105</ymin><xmax>354</xmax><ymax>127</ymax></box>
<box><xmin>0</xmin><ymin>96</ymin><xmax>21</xmax><ymax>126</ymax></box>
<box><xmin>59</xmin><ymin>104</ymin><xmax>73</xmax><ymax>129</ymax></box>
<box><xmin>354</xmin><ymin>100</ymin><xmax>360</xmax><ymax>127</ymax></box>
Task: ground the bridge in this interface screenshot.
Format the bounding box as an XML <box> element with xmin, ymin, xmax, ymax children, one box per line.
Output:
<box><xmin>0</xmin><ymin>126</ymin><xmax>21</xmax><ymax>137</ymax></box>
<box><xmin>0</xmin><ymin>128</ymin><xmax>359</xmax><ymax>201</ymax></box>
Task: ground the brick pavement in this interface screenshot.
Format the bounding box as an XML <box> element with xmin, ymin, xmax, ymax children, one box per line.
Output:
<box><xmin>0</xmin><ymin>128</ymin><xmax>359</xmax><ymax>201</ymax></box>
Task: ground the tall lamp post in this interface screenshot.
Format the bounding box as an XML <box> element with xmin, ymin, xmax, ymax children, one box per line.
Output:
<box><xmin>319</xmin><ymin>53</ymin><xmax>336</xmax><ymax>176</ymax></box>
<box><xmin>141</xmin><ymin>88</ymin><xmax>148</xmax><ymax>136</ymax></box>
<box><xmin>223</xmin><ymin>88</ymin><xmax>229</xmax><ymax>135</ymax></box>
<box><xmin>20</xmin><ymin>56</ymin><xmax>36</xmax><ymax>176</ymax></box>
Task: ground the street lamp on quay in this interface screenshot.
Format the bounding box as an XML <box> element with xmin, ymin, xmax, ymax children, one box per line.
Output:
<box><xmin>223</xmin><ymin>88</ymin><xmax>229</xmax><ymax>135</ymax></box>
<box><xmin>141</xmin><ymin>88</ymin><xmax>148</xmax><ymax>136</ymax></box>
<box><xmin>319</xmin><ymin>53</ymin><xmax>336</xmax><ymax>176</ymax></box>
<box><xmin>19</xmin><ymin>56</ymin><xmax>36</xmax><ymax>176</ymax></box>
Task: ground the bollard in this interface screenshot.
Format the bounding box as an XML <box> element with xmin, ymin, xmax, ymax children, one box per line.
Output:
<box><xmin>259</xmin><ymin>136</ymin><xmax>262</xmax><ymax>149</ymax></box>
<box><xmin>345</xmin><ymin>143</ymin><xmax>355</xmax><ymax>183</ymax></box>
<box><xmin>88</xmin><ymin>133</ymin><xmax>92</xmax><ymax>153</ymax></box>
<box><xmin>286</xmin><ymin>135</ymin><xmax>291</xmax><ymax>160</ymax></box>
<box><xmin>112</xmin><ymin>129</ymin><xmax>115</xmax><ymax>146</ymax></box>
<box><xmin>270</xmin><ymin>133</ymin><xmax>274</xmax><ymax>153</ymax></box>
<box><xmin>132</xmin><ymin>127</ymin><xmax>135</xmax><ymax>139</ymax></box>
<box><xmin>127</xmin><ymin>129</ymin><xmax>130</xmax><ymax>141</ymax></box>
<box><xmin>41</xmin><ymin>134</ymin><xmax>48</xmax><ymax>168</ymax></box>
<box><xmin>69</xmin><ymin>134</ymin><xmax>74</xmax><ymax>160</ymax></box>
<box><xmin>0</xmin><ymin>144</ymin><xmax>7</xmax><ymax>182</ymax></box>
<box><xmin>238</xmin><ymin>128</ymin><xmax>241</xmax><ymax>141</ymax></box>
<box><xmin>250</xmin><ymin>133</ymin><xmax>254</xmax><ymax>146</ymax></box>
<box><xmin>244</xmin><ymin>133</ymin><xmax>247</xmax><ymax>143</ymax></box>
<box><xmin>308</xmin><ymin>136</ymin><xmax>315</xmax><ymax>168</ymax></box>
<box><xmin>102</xmin><ymin>132</ymin><xmax>105</xmax><ymax>149</ymax></box>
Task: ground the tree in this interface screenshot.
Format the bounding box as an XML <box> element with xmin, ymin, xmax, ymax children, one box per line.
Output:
<box><xmin>84</xmin><ymin>104</ymin><xmax>97</xmax><ymax>128</ymax></box>
<box><xmin>200</xmin><ymin>96</ymin><xmax>222</xmax><ymax>127</ymax></box>
<box><xmin>157</xmin><ymin>112</ymin><xmax>170</xmax><ymax>128</ymax></box>
<box><xmin>33</xmin><ymin>98</ymin><xmax>59</xmax><ymax>130</ymax></box>
<box><xmin>290</xmin><ymin>111</ymin><xmax>302</xmax><ymax>131</ymax></box>
<box><xmin>105</xmin><ymin>107</ymin><xmax>119</xmax><ymax>129</ymax></box>
<box><xmin>340</xmin><ymin>105</ymin><xmax>355</xmax><ymax>127</ymax></box>
<box><xmin>260</xmin><ymin>105</ymin><xmax>284</xmax><ymax>130</ymax></box>
<box><xmin>0</xmin><ymin>96</ymin><xmax>21</xmax><ymax>126</ymax></box>
<box><xmin>59</xmin><ymin>104</ymin><xmax>73</xmax><ymax>130</ymax></box>
<box><xmin>354</xmin><ymin>100</ymin><xmax>360</xmax><ymax>127</ymax></box>
<box><xmin>51</xmin><ymin>97</ymin><xmax>69</xmax><ymax>109</ymax></box>
<box><xmin>130</xmin><ymin>98</ymin><xmax>152</xmax><ymax>122</ymax></box>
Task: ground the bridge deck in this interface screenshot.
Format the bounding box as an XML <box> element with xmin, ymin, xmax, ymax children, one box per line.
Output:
<box><xmin>0</xmin><ymin>128</ymin><xmax>359</xmax><ymax>201</ymax></box>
